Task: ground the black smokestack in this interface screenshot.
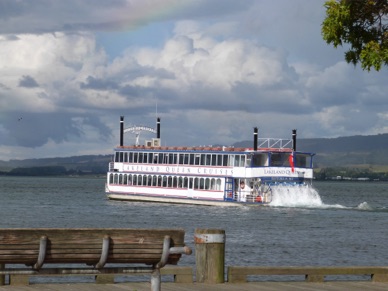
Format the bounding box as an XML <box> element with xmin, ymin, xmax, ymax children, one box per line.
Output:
<box><xmin>292</xmin><ymin>129</ymin><xmax>297</xmax><ymax>151</ymax></box>
<box><xmin>157</xmin><ymin>117</ymin><xmax>160</xmax><ymax>139</ymax></box>
<box><xmin>253</xmin><ymin>127</ymin><xmax>258</xmax><ymax>151</ymax></box>
<box><xmin>120</xmin><ymin>116</ymin><xmax>124</xmax><ymax>147</ymax></box>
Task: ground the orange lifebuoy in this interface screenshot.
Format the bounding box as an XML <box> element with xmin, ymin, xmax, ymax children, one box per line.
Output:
<box><xmin>256</xmin><ymin>196</ymin><xmax>262</xmax><ymax>203</ymax></box>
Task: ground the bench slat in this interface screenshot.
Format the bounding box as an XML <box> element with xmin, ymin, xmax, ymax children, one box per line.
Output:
<box><xmin>0</xmin><ymin>228</ymin><xmax>186</xmax><ymax>265</ymax></box>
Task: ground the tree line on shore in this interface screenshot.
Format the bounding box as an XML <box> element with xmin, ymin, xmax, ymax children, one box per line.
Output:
<box><xmin>1</xmin><ymin>164</ymin><xmax>387</xmax><ymax>182</ymax></box>
<box><xmin>0</xmin><ymin>165</ymin><xmax>105</xmax><ymax>176</ymax></box>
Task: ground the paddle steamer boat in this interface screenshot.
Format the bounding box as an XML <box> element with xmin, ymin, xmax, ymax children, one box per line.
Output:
<box><xmin>106</xmin><ymin>117</ymin><xmax>315</xmax><ymax>206</ymax></box>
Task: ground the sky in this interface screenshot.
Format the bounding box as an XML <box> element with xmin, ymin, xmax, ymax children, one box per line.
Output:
<box><xmin>0</xmin><ymin>0</ymin><xmax>387</xmax><ymax>161</ymax></box>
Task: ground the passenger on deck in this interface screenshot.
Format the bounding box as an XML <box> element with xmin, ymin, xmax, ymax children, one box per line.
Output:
<box><xmin>238</xmin><ymin>180</ymin><xmax>250</xmax><ymax>202</ymax></box>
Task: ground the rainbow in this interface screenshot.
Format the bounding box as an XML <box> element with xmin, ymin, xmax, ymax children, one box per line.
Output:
<box><xmin>110</xmin><ymin>0</ymin><xmax>190</xmax><ymax>31</ymax></box>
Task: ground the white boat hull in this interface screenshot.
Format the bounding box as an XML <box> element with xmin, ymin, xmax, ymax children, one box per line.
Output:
<box><xmin>107</xmin><ymin>193</ymin><xmax>265</xmax><ymax>207</ymax></box>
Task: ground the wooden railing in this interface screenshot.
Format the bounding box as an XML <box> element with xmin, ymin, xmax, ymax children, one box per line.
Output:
<box><xmin>227</xmin><ymin>266</ymin><xmax>388</xmax><ymax>283</ymax></box>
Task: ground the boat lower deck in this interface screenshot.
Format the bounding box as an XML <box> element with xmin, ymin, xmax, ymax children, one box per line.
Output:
<box><xmin>107</xmin><ymin>193</ymin><xmax>266</xmax><ymax>206</ymax></box>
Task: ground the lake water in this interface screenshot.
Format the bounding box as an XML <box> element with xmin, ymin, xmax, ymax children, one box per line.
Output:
<box><xmin>1</xmin><ymin>176</ymin><xmax>387</xmax><ymax>282</ymax></box>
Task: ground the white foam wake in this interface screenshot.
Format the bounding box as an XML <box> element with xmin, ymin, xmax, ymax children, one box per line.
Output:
<box><xmin>269</xmin><ymin>185</ymin><xmax>324</xmax><ymax>208</ymax></box>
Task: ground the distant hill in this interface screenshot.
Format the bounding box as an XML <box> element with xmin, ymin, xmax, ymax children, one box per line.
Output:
<box><xmin>0</xmin><ymin>155</ymin><xmax>112</xmax><ymax>175</ymax></box>
<box><xmin>1</xmin><ymin>133</ymin><xmax>388</xmax><ymax>175</ymax></box>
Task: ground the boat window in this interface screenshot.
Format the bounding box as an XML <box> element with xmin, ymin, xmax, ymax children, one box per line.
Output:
<box><xmin>178</xmin><ymin>154</ymin><xmax>183</xmax><ymax>165</ymax></box>
<box><xmin>189</xmin><ymin>177</ymin><xmax>193</xmax><ymax>189</ymax></box>
<box><xmin>153</xmin><ymin>153</ymin><xmax>158</xmax><ymax>163</ymax></box>
<box><xmin>178</xmin><ymin>177</ymin><xmax>183</xmax><ymax>188</ymax></box>
<box><xmin>119</xmin><ymin>152</ymin><xmax>124</xmax><ymax>162</ymax></box>
<box><xmin>162</xmin><ymin>176</ymin><xmax>167</xmax><ymax>187</ymax></box>
<box><xmin>228</xmin><ymin>155</ymin><xmax>234</xmax><ymax>166</ymax></box>
<box><xmin>133</xmin><ymin>152</ymin><xmax>138</xmax><ymax>163</ymax></box>
<box><xmin>123</xmin><ymin>174</ymin><xmax>127</xmax><ymax>185</ymax></box>
<box><xmin>184</xmin><ymin>153</ymin><xmax>189</xmax><ymax>165</ymax></box>
<box><xmin>124</xmin><ymin>152</ymin><xmax>128</xmax><ymax>163</ymax></box>
<box><xmin>210</xmin><ymin>178</ymin><xmax>215</xmax><ymax>190</ymax></box>
<box><xmin>138</xmin><ymin>153</ymin><xmax>143</xmax><ymax>163</ymax></box>
<box><xmin>115</xmin><ymin>152</ymin><xmax>119</xmax><ymax>162</ymax></box>
<box><xmin>295</xmin><ymin>154</ymin><xmax>311</xmax><ymax>168</ymax></box>
<box><xmin>252</xmin><ymin>153</ymin><xmax>268</xmax><ymax>167</ymax></box>
<box><xmin>109</xmin><ymin>173</ymin><xmax>114</xmax><ymax>184</ymax></box>
<box><xmin>270</xmin><ymin>153</ymin><xmax>290</xmax><ymax>167</ymax></box>
<box><xmin>132</xmin><ymin>175</ymin><xmax>137</xmax><ymax>185</ymax></box>
<box><xmin>217</xmin><ymin>154</ymin><xmax>223</xmax><ymax>166</ymax></box>
<box><xmin>205</xmin><ymin>154</ymin><xmax>211</xmax><ymax>166</ymax></box>
<box><xmin>158</xmin><ymin>153</ymin><xmax>164</xmax><ymax>164</ymax></box>
<box><xmin>114</xmin><ymin>174</ymin><xmax>119</xmax><ymax>184</ymax></box>
<box><xmin>152</xmin><ymin>175</ymin><xmax>157</xmax><ymax>186</ymax></box>
<box><xmin>216</xmin><ymin>178</ymin><xmax>221</xmax><ymax>190</ymax></box>
<box><xmin>194</xmin><ymin>178</ymin><xmax>199</xmax><ymax>189</ymax></box>
<box><xmin>223</xmin><ymin>155</ymin><xmax>228</xmax><ymax>166</ymax></box>
<box><xmin>184</xmin><ymin>177</ymin><xmax>188</xmax><ymax>188</ymax></box>
<box><xmin>246</xmin><ymin>155</ymin><xmax>252</xmax><ymax>167</ymax></box>
<box><xmin>189</xmin><ymin>154</ymin><xmax>195</xmax><ymax>165</ymax></box>
<box><xmin>205</xmin><ymin>178</ymin><xmax>210</xmax><ymax>190</ymax></box>
<box><xmin>199</xmin><ymin>178</ymin><xmax>205</xmax><ymax>189</ymax></box>
<box><xmin>128</xmin><ymin>152</ymin><xmax>133</xmax><ymax>163</ymax></box>
<box><xmin>157</xmin><ymin>175</ymin><xmax>162</xmax><ymax>186</ymax></box>
<box><xmin>195</xmin><ymin>154</ymin><xmax>201</xmax><ymax>165</ymax></box>
<box><xmin>178</xmin><ymin>153</ymin><xmax>188</xmax><ymax>165</ymax></box>
<box><xmin>142</xmin><ymin>175</ymin><xmax>147</xmax><ymax>186</ymax></box>
<box><xmin>200</xmin><ymin>154</ymin><xmax>206</xmax><ymax>165</ymax></box>
<box><xmin>143</xmin><ymin>153</ymin><xmax>148</xmax><ymax>163</ymax></box>
<box><xmin>234</xmin><ymin>155</ymin><xmax>240</xmax><ymax>167</ymax></box>
<box><xmin>211</xmin><ymin>155</ymin><xmax>217</xmax><ymax>166</ymax></box>
<box><xmin>148</xmin><ymin>153</ymin><xmax>153</xmax><ymax>163</ymax></box>
<box><xmin>128</xmin><ymin>175</ymin><xmax>132</xmax><ymax>185</ymax></box>
<box><xmin>172</xmin><ymin>177</ymin><xmax>178</xmax><ymax>188</ymax></box>
<box><xmin>240</xmin><ymin>155</ymin><xmax>246</xmax><ymax>167</ymax></box>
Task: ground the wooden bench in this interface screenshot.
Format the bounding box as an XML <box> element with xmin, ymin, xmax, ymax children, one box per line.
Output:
<box><xmin>0</xmin><ymin>228</ymin><xmax>192</xmax><ymax>290</ymax></box>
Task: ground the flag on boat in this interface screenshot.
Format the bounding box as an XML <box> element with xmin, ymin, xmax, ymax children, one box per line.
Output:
<box><xmin>289</xmin><ymin>153</ymin><xmax>295</xmax><ymax>173</ymax></box>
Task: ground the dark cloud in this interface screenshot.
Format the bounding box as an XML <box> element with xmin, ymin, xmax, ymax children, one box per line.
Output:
<box><xmin>0</xmin><ymin>35</ymin><xmax>19</xmax><ymax>41</ymax></box>
<box><xmin>0</xmin><ymin>112</ymin><xmax>112</xmax><ymax>148</ymax></box>
<box><xmin>19</xmin><ymin>75</ymin><xmax>39</xmax><ymax>88</ymax></box>
<box><xmin>0</xmin><ymin>0</ymin><xmax>254</xmax><ymax>34</ymax></box>
<box><xmin>82</xmin><ymin>116</ymin><xmax>112</xmax><ymax>141</ymax></box>
<box><xmin>0</xmin><ymin>83</ymin><xmax>10</xmax><ymax>90</ymax></box>
<box><xmin>80</xmin><ymin>76</ymin><xmax>119</xmax><ymax>91</ymax></box>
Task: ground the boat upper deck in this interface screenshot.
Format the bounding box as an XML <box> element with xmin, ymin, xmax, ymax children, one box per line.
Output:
<box><xmin>116</xmin><ymin>138</ymin><xmax>298</xmax><ymax>153</ymax></box>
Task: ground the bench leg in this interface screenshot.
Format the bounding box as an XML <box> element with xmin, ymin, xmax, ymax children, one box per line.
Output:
<box><xmin>95</xmin><ymin>274</ymin><xmax>115</xmax><ymax>284</ymax></box>
<box><xmin>151</xmin><ymin>268</ymin><xmax>161</xmax><ymax>291</ymax></box>
<box><xmin>9</xmin><ymin>275</ymin><xmax>29</xmax><ymax>285</ymax></box>
<box><xmin>0</xmin><ymin>264</ymin><xmax>4</xmax><ymax>285</ymax></box>
<box><xmin>305</xmin><ymin>274</ymin><xmax>324</xmax><ymax>283</ymax></box>
<box><xmin>372</xmin><ymin>274</ymin><xmax>388</xmax><ymax>282</ymax></box>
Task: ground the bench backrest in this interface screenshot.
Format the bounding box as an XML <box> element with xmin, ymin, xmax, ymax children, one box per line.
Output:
<box><xmin>0</xmin><ymin>228</ymin><xmax>186</xmax><ymax>266</ymax></box>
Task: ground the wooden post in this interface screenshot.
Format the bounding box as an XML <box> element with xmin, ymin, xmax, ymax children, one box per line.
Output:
<box><xmin>0</xmin><ymin>264</ymin><xmax>4</xmax><ymax>285</ymax></box>
<box><xmin>194</xmin><ymin>228</ymin><xmax>225</xmax><ymax>284</ymax></box>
